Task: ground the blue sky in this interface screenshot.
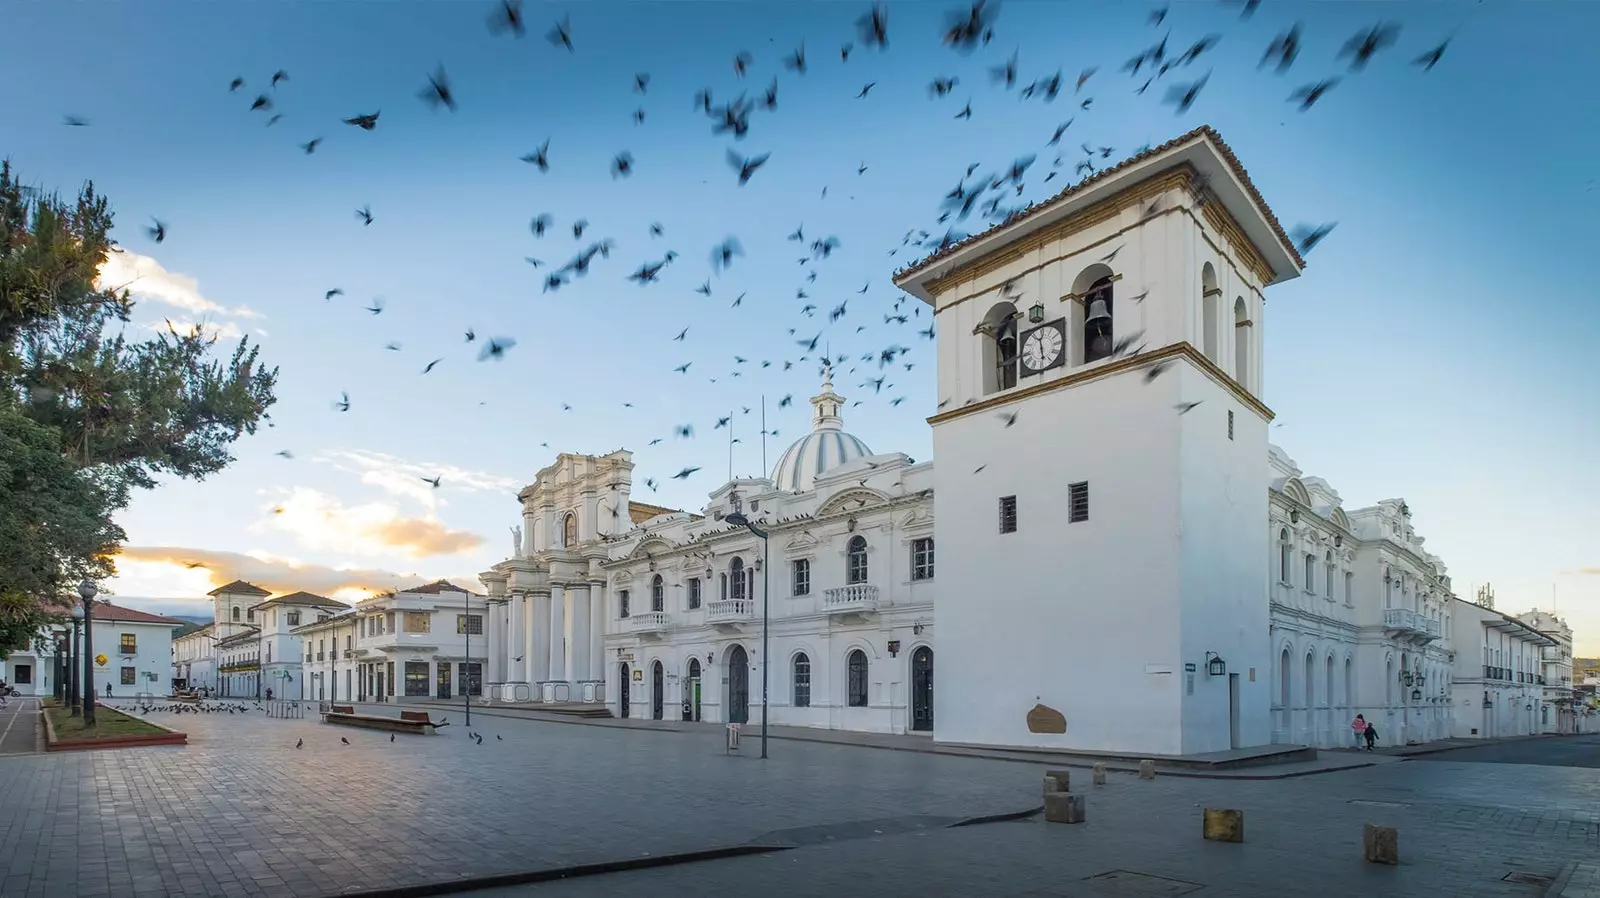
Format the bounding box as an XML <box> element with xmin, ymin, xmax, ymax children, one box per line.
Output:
<box><xmin>3</xmin><ymin>1</ymin><xmax>1597</xmax><ymax>649</ymax></box>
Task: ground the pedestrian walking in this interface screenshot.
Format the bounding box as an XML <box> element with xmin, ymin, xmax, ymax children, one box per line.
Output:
<box><xmin>1364</xmin><ymin>721</ymin><xmax>1379</xmax><ymax>751</ymax></box>
<box><xmin>1351</xmin><ymin>713</ymin><xmax>1368</xmax><ymax>749</ymax></box>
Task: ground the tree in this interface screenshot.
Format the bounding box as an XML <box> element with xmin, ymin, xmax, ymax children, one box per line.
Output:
<box><xmin>0</xmin><ymin>400</ymin><xmax>122</xmax><ymax>654</ymax></box>
<box><xmin>0</xmin><ymin>159</ymin><xmax>278</xmax><ymax>642</ymax></box>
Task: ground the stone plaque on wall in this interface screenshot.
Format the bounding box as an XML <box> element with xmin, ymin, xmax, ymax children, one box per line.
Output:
<box><xmin>1026</xmin><ymin>702</ymin><xmax>1067</xmax><ymax>734</ymax></box>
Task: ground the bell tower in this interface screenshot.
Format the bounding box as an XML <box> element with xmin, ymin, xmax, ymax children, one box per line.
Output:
<box><xmin>894</xmin><ymin>126</ymin><xmax>1304</xmax><ymax>756</ymax></box>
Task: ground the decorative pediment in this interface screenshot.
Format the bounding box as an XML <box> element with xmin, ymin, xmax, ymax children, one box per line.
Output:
<box><xmin>816</xmin><ymin>487</ymin><xmax>892</xmax><ymax>518</ymax></box>
<box><xmin>900</xmin><ymin>507</ymin><xmax>934</xmax><ymax>529</ymax></box>
<box><xmin>611</xmin><ymin>569</ymin><xmax>636</xmax><ymax>586</ymax></box>
<box><xmin>628</xmin><ymin>537</ymin><xmax>674</xmax><ymax>560</ymax></box>
<box><xmin>1281</xmin><ymin>477</ymin><xmax>1312</xmax><ymax>507</ymax></box>
<box><xmin>785</xmin><ymin>530</ymin><xmax>820</xmax><ymax>551</ymax></box>
<box><xmin>1330</xmin><ymin>507</ymin><xmax>1352</xmax><ymax>532</ymax></box>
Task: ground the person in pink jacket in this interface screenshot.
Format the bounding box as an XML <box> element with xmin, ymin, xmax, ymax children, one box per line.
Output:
<box><xmin>1351</xmin><ymin>714</ymin><xmax>1369</xmax><ymax>750</ymax></box>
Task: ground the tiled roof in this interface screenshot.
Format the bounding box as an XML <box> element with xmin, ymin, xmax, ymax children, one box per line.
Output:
<box><xmin>217</xmin><ymin>627</ymin><xmax>260</xmax><ymax>646</ymax></box>
<box><xmin>90</xmin><ymin>602</ymin><xmax>189</xmax><ymax>626</ymax></box>
<box><xmin>892</xmin><ymin>125</ymin><xmax>1304</xmax><ymax>283</ymax></box>
<box><xmin>403</xmin><ymin>579</ymin><xmax>474</xmax><ymax>595</ymax></box>
<box><xmin>256</xmin><ymin>591</ymin><xmax>350</xmax><ymax>609</ymax></box>
<box><xmin>206</xmin><ymin>579</ymin><xmax>270</xmax><ymax>597</ymax></box>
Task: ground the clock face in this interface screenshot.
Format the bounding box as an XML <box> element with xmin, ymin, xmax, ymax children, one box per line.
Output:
<box><xmin>1020</xmin><ymin>323</ymin><xmax>1064</xmax><ymax>372</ymax></box>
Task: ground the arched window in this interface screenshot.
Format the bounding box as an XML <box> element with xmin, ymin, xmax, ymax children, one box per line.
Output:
<box><xmin>719</xmin><ymin>572</ymin><xmax>728</xmax><ymax>601</ymax></box>
<box><xmin>650</xmin><ymin>575</ymin><xmax>664</xmax><ymax>613</ymax></box>
<box><xmin>1278</xmin><ymin>529</ymin><xmax>1291</xmax><ymax>583</ymax></box>
<box><xmin>979</xmin><ymin>302</ymin><xmax>1019</xmax><ymax>395</ymax></box>
<box><xmin>1304</xmin><ymin>652</ymin><xmax>1314</xmax><ymax>709</ymax></box>
<box><xmin>1324</xmin><ymin>552</ymin><xmax>1335</xmax><ymax>597</ymax></box>
<box><xmin>1201</xmin><ymin>263</ymin><xmax>1219</xmax><ymax>362</ymax></box>
<box><xmin>1082</xmin><ymin>276</ymin><xmax>1114</xmax><ymax>363</ymax></box>
<box><xmin>563</xmin><ymin>512</ymin><xmax>577</xmax><ymax>548</ymax></box>
<box><xmin>1304</xmin><ymin>553</ymin><xmax>1316</xmax><ymax>591</ymax></box>
<box><xmin>792</xmin><ymin>653</ymin><xmax>811</xmax><ymax>707</ymax></box>
<box><xmin>729</xmin><ymin>557</ymin><xmax>746</xmax><ymax>600</ymax></box>
<box><xmin>232</xmin><ymin>606</ymin><xmax>240</xmax><ymax>622</ymax></box>
<box><xmin>1233</xmin><ymin>297</ymin><xmax>1250</xmax><ymax>387</ymax></box>
<box><xmin>846</xmin><ymin>650</ymin><xmax>868</xmax><ymax>707</ymax></box>
<box><xmin>1277</xmin><ymin>647</ymin><xmax>1290</xmax><ymax>707</ymax></box>
<box><xmin>846</xmin><ymin>536</ymin><xmax>868</xmax><ymax>585</ymax></box>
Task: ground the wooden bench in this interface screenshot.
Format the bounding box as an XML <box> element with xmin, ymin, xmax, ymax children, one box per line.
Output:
<box><xmin>321</xmin><ymin>707</ymin><xmax>444</xmax><ymax>735</ymax></box>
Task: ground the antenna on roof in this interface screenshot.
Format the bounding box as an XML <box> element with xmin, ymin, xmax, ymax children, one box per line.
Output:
<box><xmin>727</xmin><ymin>408</ymin><xmax>735</xmax><ymax>483</ymax></box>
<box><xmin>761</xmin><ymin>395</ymin><xmax>768</xmax><ymax>477</ymax></box>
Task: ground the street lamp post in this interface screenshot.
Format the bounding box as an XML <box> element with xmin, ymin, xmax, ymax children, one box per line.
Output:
<box><xmin>725</xmin><ymin>511</ymin><xmax>770</xmax><ymax>760</ymax></box>
<box><xmin>463</xmin><ymin>594</ymin><xmax>473</xmax><ymax>728</ymax></box>
<box><xmin>68</xmin><ymin>605</ymin><xmax>83</xmax><ymax>716</ymax></box>
<box><xmin>77</xmin><ymin>579</ymin><xmax>97</xmax><ymax>725</ymax></box>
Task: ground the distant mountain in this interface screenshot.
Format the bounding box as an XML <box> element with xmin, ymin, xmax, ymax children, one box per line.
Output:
<box><xmin>169</xmin><ymin>615</ymin><xmax>212</xmax><ymax>627</ymax></box>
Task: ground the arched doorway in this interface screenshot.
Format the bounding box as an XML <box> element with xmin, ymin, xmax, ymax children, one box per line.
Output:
<box><xmin>911</xmin><ymin>647</ymin><xmax>934</xmax><ymax>732</ymax></box>
<box><xmin>685</xmin><ymin>658</ymin><xmax>702</xmax><ymax>721</ymax></box>
<box><xmin>651</xmin><ymin>661</ymin><xmax>664</xmax><ymax>720</ymax></box>
<box><xmin>618</xmin><ymin>663</ymin><xmax>631</xmax><ymax>719</ymax></box>
<box><xmin>727</xmin><ymin>646</ymin><xmax>749</xmax><ymax>724</ymax></box>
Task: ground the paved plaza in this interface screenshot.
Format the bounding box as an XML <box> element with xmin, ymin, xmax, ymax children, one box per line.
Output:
<box><xmin>0</xmin><ymin>705</ymin><xmax>1595</xmax><ymax>898</ymax></box>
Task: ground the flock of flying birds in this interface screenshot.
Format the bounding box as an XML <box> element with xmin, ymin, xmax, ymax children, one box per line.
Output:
<box><xmin>69</xmin><ymin>1</ymin><xmax>1456</xmax><ymax>502</ymax></box>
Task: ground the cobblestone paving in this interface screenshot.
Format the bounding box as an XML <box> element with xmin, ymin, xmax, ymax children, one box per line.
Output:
<box><xmin>0</xmin><ymin>703</ymin><xmax>1035</xmax><ymax>898</ymax></box>
<box><xmin>1407</xmin><ymin>733</ymin><xmax>1600</xmax><ymax>768</ymax></box>
<box><xmin>478</xmin><ymin>746</ymin><xmax>1600</xmax><ymax>898</ymax></box>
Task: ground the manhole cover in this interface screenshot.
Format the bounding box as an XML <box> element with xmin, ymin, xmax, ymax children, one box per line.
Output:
<box><xmin>1348</xmin><ymin>799</ymin><xmax>1409</xmax><ymax>809</ymax></box>
<box><xmin>1503</xmin><ymin>872</ymin><xmax>1554</xmax><ymax>886</ymax></box>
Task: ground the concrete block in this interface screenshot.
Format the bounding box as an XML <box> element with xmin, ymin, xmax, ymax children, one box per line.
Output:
<box><xmin>1044</xmin><ymin>770</ymin><xmax>1070</xmax><ymax>793</ymax></box>
<box><xmin>1042</xmin><ymin>776</ymin><xmax>1062</xmax><ymax>795</ymax></box>
<box><xmin>1363</xmin><ymin>824</ymin><xmax>1398</xmax><ymax>865</ymax></box>
<box><xmin>1202</xmin><ymin>808</ymin><xmax>1244</xmax><ymax>843</ymax></box>
<box><xmin>1139</xmin><ymin>759</ymin><xmax>1156</xmax><ymax>779</ymax></box>
<box><xmin>1092</xmin><ymin>764</ymin><xmax>1107</xmax><ymax>786</ymax></box>
<box><xmin>1043</xmin><ymin>791</ymin><xmax>1085</xmax><ymax>824</ymax></box>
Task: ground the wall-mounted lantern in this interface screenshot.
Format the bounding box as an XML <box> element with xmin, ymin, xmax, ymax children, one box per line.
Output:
<box><xmin>1027</xmin><ymin>301</ymin><xmax>1045</xmax><ymax>323</ymax></box>
<box><xmin>1205</xmin><ymin>652</ymin><xmax>1226</xmax><ymax>677</ymax></box>
<box><xmin>887</xmin><ymin>640</ymin><xmax>901</xmax><ymax>657</ymax></box>
<box><xmin>1400</xmin><ymin>670</ymin><xmax>1414</xmax><ymax>687</ymax></box>
<box><xmin>1411</xmin><ymin>688</ymin><xmax>1422</xmax><ymax>701</ymax></box>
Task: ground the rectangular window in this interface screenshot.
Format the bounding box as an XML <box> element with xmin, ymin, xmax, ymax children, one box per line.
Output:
<box><xmin>12</xmin><ymin>665</ymin><xmax>30</xmax><ymax>685</ymax></box>
<box><xmin>405</xmin><ymin>612</ymin><xmax>431</xmax><ymax>633</ymax></box>
<box><xmin>286</xmin><ymin>611</ymin><xmax>301</xmax><ymax>627</ymax></box>
<box><xmin>1227</xmin><ymin>409</ymin><xmax>1234</xmax><ymax>440</ymax></box>
<box><xmin>119</xmin><ymin>633</ymin><xmax>137</xmax><ymax>654</ymax></box>
<box><xmin>404</xmin><ymin>661</ymin><xmax>429</xmax><ymax>696</ymax></box>
<box><xmin>1304</xmin><ymin>554</ymin><xmax>1315</xmax><ymax>591</ymax></box>
<box><xmin>120</xmin><ymin>666</ymin><xmax>135</xmax><ymax>686</ymax></box>
<box><xmin>792</xmin><ymin>559</ymin><xmax>811</xmax><ymax>596</ymax></box>
<box><xmin>619</xmin><ymin>589</ymin><xmax>630</xmax><ymax>618</ymax></box>
<box><xmin>998</xmin><ymin>496</ymin><xmax>1018</xmax><ymax>534</ymax></box>
<box><xmin>345</xmin><ymin>634</ymin><xmax>352</xmax><ymax>651</ymax></box>
<box><xmin>911</xmin><ymin>538</ymin><xmax>935</xmax><ymax>581</ymax></box>
<box><xmin>247</xmin><ymin>608</ymin><xmax>255</xmax><ymax>621</ymax></box>
<box><xmin>387</xmin><ymin>662</ymin><xmax>395</xmax><ymax>694</ymax></box>
<box><xmin>455</xmin><ymin>614</ymin><xmax>483</xmax><ymax>635</ymax></box>
<box><xmin>1068</xmin><ymin>482</ymin><xmax>1089</xmax><ymax>523</ymax></box>
<box><xmin>847</xmin><ymin>653</ymin><xmax>869</xmax><ymax>707</ymax></box>
<box><xmin>687</xmin><ymin>578</ymin><xmax>702</xmax><ymax>610</ymax></box>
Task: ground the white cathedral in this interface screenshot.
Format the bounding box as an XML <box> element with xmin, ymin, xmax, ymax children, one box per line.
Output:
<box><xmin>478</xmin><ymin>127</ymin><xmax>1565</xmax><ymax>756</ymax></box>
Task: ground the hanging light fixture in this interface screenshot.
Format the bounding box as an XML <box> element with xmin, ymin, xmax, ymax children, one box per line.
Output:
<box><xmin>1205</xmin><ymin>652</ymin><xmax>1226</xmax><ymax>677</ymax></box>
<box><xmin>1028</xmin><ymin>300</ymin><xmax>1045</xmax><ymax>323</ymax></box>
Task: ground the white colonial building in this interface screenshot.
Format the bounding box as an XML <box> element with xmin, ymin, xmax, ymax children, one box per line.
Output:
<box><xmin>1515</xmin><ymin>608</ymin><xmax>1577</xmax><ymax>734</ymax></box>
<box><xmin>314</xmin><ymin>580</ymin><xmax>488</xmax><ymax>704</ymax></box>
<box><xmin>172</xmin><ymin>623</ymin><xmax>217</xmax><ymax>693</ymax></box>
<box><xmin>1449</xmin><ymin>588</ymin><xmax>1553</xmax><ymax>739</ymax></box>
<box><xmin>253</xmin><ymin>591</ymin><xmax>350</xmax><ymax>699</ymax></box>
<box><xmin>476</xmin><ymin>127</ymin><xmax>1579</xmax><ymax>755</ymax></box>
<box><xmin>5</xmin><ymin>601</ymin><xmax>186</xmax><ymax>699</ymax></box>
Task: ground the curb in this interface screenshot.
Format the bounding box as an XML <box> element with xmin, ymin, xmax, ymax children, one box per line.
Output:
<box><xmin>326</xmin><ymin>844</ymin><xmax>792</xmax><ymax>898</ymax></box>
<box><xmin>42</xmin><ymin>705</ymin><xmax>188</xmax><ymax>752</ymax></box>
<box><xmin>322</xmin><ymin>806</ymin><xmax>1037</xmax><ymax>897</ymax></box>
<box><xmin>1546</xmin><ymin>861</ymin><xmax>1577</xmax><ymax>897</ymax></box>
<box><xmin>413</xmin><ymin>703</ymin><xmax>1377</xmax><ymax>780</ymax></box>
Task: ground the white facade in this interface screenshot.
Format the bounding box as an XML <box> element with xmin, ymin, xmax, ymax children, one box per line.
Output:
<box><xmin>172</xmin><ymin>623</ymin><xmax>218</xmax><ymax>692</ymax></box>
<box><xmin>1266</xmin><ymin>450</ymin><xmax>1456</xmax><ymax>749</ymax></box>
<box><xmin>341</xmin><ymin>581</ymin><xmax>487</xmax><ymax>703</ymax></box>
<box><xmin>252</xmin><ymin>592</ymin><xmax>350</xmax><ymax>700</ymax></box>
<box><xmin>474</xmin><ymin>127</ymin><xmax>1579</xmax><ymax>755</ymax></box>
<box><xmin>218</xmin><ymin>627</ymin><xmax>262</xmax><ymax>698</ymax></box>
<box><xmin>1450</xmin><ymin>594</ymin><xmax>1552</xmax><ymax>739</ymax></box>
<box><xmin>1516</xmin><ymin>609</ymin><xmax>1576</xmax><ymax>734</ymax></box>
<box><xmin>290</xmin><ymin>612</ymin><xmax>360</xmax><ymax>703</ymax></box>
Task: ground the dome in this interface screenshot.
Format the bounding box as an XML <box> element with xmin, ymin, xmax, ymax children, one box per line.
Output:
<box><xmin>770</xmin><ymin>366</ymin><xmax>872</xmax><ymax>492</ymax></box>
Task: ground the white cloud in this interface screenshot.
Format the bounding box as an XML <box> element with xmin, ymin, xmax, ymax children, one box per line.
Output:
<box><xmin>111</xmin><ymin>547</ymin><xmax>480</xmax><ymax>601</ymax></box>
<box><xmin>138</xmin><ymin>317</ymin><xmax>245</xmax><ymax>341</ymax></box>
<box><xmin>313</xmin><ymin>448</ymin><xmax>522</xmax><ymax>511</ymax></box>
<box><xmin>96</xmin><ymin>249</ymin><xmax>266</xmax><ymax>331</ymax></box>
<box><xmin>252</xmin><ymin>486</ymin><xmax>484</xmax><ymax>559</ymax></box>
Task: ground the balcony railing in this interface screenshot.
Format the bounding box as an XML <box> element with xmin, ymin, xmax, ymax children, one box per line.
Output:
<box><xmin>706</xmin><ymin>599</ymin><xmax>754</xmax><ymax>624</ymax></box>
<box><xmin>823</xmin><ymin>584</ymin><xmax>879</xmax><ymax>614</ymax></box>
<box><xmin>1383</xmin><ymin>607</ymin><xmax>1441</xmax><ymax>642</ymax></box>
<box><xmin>629</xmin><ymin>611</ymin><xmax>670</xmax><ymax>633</ymax></box>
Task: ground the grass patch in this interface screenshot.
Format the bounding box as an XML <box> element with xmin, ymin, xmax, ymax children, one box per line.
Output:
<box><xmin>46</xmin><ymin>704</ymin><xmax>169</xmax><ymax>740</ymax></box>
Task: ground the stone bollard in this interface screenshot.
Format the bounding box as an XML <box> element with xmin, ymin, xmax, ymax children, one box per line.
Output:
<box><xmin>1092</xmin><ymin>763</ymin><xmax>1107</xmax><ymax>786</ymax></box>
<box><xmin>1363</xmin><ymin>824</ymin><xmax>1398</xmax><ymax>865</ymax></box>
<box><xmin>1202</xmin><ymin>808</ymin><xmax>1245</xmax><ymax>843</ymax></box>
<box><xmin>1139</xmin><ymin>759</ymin><xmax>1156</xmax><ymax>779</ymax></box>
<box><xmin>1044</xmin><ymin>769</ymin><xmax>1070</xmax><ymax>793</ymax></box>
<box><xmin>1044</xmin><ymin>791</ymin><xmax>1086</xmax><ymax>824</ymax></box>
<box><xmin>1043</xmin><ymin>775</ymin><xmax>1062</xmax><ymax>795</ymax></box>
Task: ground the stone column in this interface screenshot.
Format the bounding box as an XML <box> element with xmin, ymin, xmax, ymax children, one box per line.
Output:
<box><xmin>568</xmin><ymin>584</ymin><xmax>590</xmax><ymax>684</ymax></box>
<box><xmin>588</xmin><ymin>580</ymin><xmax>606</xmax><ymax>682</ymax></box>
<box><xmin>549</xmin><ymin>583</ymin><xmax>567</xmax><ymax>684</ymax></box>
<box><xmin>522</xmin><ymin>511</ymin><xmax>537</xmax><ymax>555</ymax></box>
<box><xmin>529</xmin><ymin>591</ymin><xmax>549</xmax><ymax>686</ymax></box>
<box><xmin>484</xmin><ymin>601</ymin><xmax>501</xmax><ymax>685</ymax></box>
<box><xmin>508</xmin><ymin>595</ymin><xmax>524</xmax><ymax>683</ymax></box>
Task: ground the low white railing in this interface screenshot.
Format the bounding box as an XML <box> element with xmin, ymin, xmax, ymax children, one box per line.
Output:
<box><xmin>628</xmin><ymin>611</ymin><xmax>670</xmax><ymax>632</ymax></box>
<box><xmin>706</xmin><ymin>599</ymin><xmax>754</xmax><ymax>623</ymax></box>
<box><xmin>823</xmin><ymin>584</ymin><xmax>879</xmax><ymax>613</ymax></box>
